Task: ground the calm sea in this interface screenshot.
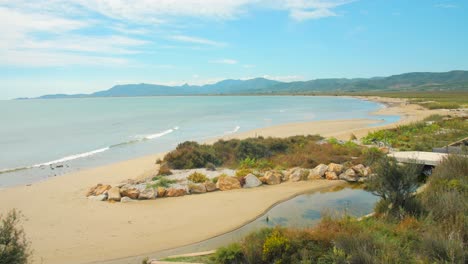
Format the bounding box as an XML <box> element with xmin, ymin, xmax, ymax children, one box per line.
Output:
<box><xmin>0</xmin><ymin>96</ymin><xmax>399</xmax><ymax>187</ymax></box>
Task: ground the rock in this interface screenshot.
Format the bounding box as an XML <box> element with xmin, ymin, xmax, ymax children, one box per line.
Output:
<box><xmin>157</xmin><ymin>187</ymin><xmax>166</xmax><ymax>197</ymax></box>
<box><xmin>352</xmin><ymin>164</ymin><xmax>366</xmax><ymax>176</ymax></box>
<box><xmin>243</xmin><ymin>174</ymin><xmax>262</xmax><ymax>188</ymax></box>
<box><xmin>120</xmin><ymin>185</ymin><xmax>140</xmax><ymax>199</ymax></box>
<box><xmin>138</xmin><ymin>188</ymin><xmax>156</xmax><ymax>200</ymax></box>
<box><xmin>259</xmin><ymin>176</ymin><xmax>267</xmax><ymax>184</ymax></box>
<box><xmin>88</xmin><ymin>194</ymin><xmax>107</xmax><ymax>201</ymax></box>
<box><xmin>263</xmin><ymin>171</ymin><xmax>282</xmax><ymax>185</ymax></box>
<box><xmin>328</xmin><ymin>163</ymin><xmax>344</xmax><ymax>174</ymax></box>
<box><xmin>339</xmin><ymin>169</ymin><xmax>358</xmax><ymax>182</ymax></box>
<box><xmin>86</xmin><ymin>184</ymin><xmax>111</xmax><ymax>196</ymax></box>
<box><xmin>325</xmin><ymin>171</ymin><xmax>338</xmax><ymax>180</ymax></box>
<box><xmin>363</xmin><ymin>167</ymin><xmax>372</xmax><ymax>177</ymax></box>
<box><xmin>290</xmin><ymin>169</ymin><xmax>308</xmax><ymax>182</ymax></box>
<box><xmin>204</xmin><ymin>181</ymin><xmax>217</xmax><ymax>192</ymax></box>
<box><xmin>308</xmin><ymin>170</ymin><xmax>323</xmax><ymax>180</ymax></box>
<box><xmin>314</xmin><ymin>164</ymin><xmax>329</xmax><ymax>177</ymax></box>
<box><xmin>107</xmin><ymin>187</ymin><xmax>121</xmax><ymax>201</ymax></box>
<box><xmin>95</xmin><ymin>184</ymin><xmax>111</xmax><ymax>195</ymax></box>
<box><xmin>216</xmin><ymin>176</ymin><xmax>241</xmax><ymax>191</ymax></box>
<box><xmin>121</xmin><ymin>197</ymin><xmax>136</xmax><ymax>203</ymax></box>
<box><xmin>189</xmin><ymin>183</ymin><xmax>207</xmax><ymax>194</ymax></box>
<box><xmin>166</xmin><ymin>188</ymin><xmax>186</xmax><ymax>197</ymax></box>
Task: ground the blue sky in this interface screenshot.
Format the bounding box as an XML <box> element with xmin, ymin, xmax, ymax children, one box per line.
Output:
<box><xmin>1</xmin><ymin>0</ymin><xmax>467</xmax><ymax>99</ymax></box>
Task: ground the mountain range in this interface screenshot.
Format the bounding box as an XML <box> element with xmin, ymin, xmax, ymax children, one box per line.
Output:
<box><xmin>33</xmin><ymin>70</ymin><xmax>468</xmax><ymax>99</ymax></box>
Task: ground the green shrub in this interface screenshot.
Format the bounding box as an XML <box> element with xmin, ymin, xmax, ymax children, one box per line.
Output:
<box><xmin>187</xmin><ymin>172</ymin><xmax>208</xmax><ymax>183</ymax></box>
<box><xmin>235</xmin><ymin>168</ymin><xmax>252</xmax><ymax>178</ymax></box>
<box><xmin>421</xmin><ymin>155</ymin><xmax>468</xmax><ymax>234</ymax></box>
<box><xmin>148</xmin><ymin>176</ymin><xmax>176</xmax><ymax>188</ymax></box>
<box><xmin>164</xmin><ymin>141</ymin><xmax>220</xmax><ymax>169</ymax></box>
<box><xmin>366</xmin><ymin>157</ymin><xmax>422</xmax><ymax>218</ymax></box>
<box><xmin>212</xmin><ymin>243</ymin><xmax>245</xmax><ymax>264</ymax></box>
<box><xmin>241</xmin><ymin>228</ymin><xmax>273</xmax><ymax>263</ymax></box>
<box><xmin>0</xmin><ymin>209</ymin><xmax>31</xmax><ymax>264</ymax></box>
<box><xmin>211</xmin><ymin>176</ymin><xmax>219</xmax><ymax>184</ymax></box>
<box><xmin>262</xmin><ymin>229</ymin><xmax>291</xmax><ymax>263</ymax></box>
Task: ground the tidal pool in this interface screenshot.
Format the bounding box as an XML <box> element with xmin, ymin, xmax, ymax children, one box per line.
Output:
<box><xmin>100</xmin><ymin>186</ymin><xmax>379</xmax><ymax>263</ymax></box>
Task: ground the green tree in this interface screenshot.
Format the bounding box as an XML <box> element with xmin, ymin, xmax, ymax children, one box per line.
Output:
<box><xmin>0</xmin><ymin>209</ymin><xmax>31</xmax><ymax>264</ymax></box>
<box><xmin>367</xmin><ymin>157</ymin><xmax>421</xmax><ymax>217</ymax></box>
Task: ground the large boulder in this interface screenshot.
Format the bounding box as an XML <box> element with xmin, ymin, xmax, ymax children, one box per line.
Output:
<box><xmin>290</xmin><ymin>168</ymin><xmax>308</xmax><ymax>182</ymax></box>
<box><xmin>314</xmin><ymin>164</ymin><xmax>329</xmax><ymax>177</ymax></box>
<box><xmin>204</xmin><ymin>181</ymin><xmax>217</xmax><ymax>192</ymax></box>
<box><xmin>166</xmin><ymin>188</ymin><xmax>186</xmax><ymax>197</ymax></box>
<box><xmin>325</xmin><ymin>171</ymin><xmax>338</xmax><ymax>180</ymax></box>
<box><xmin>120</xmin><ymin>185</ymin><xmax>140</xmax><ymax>199</ymax></box>
<box><xmin>189</xmin><ymin>183</ymin><xmax>207</xmax><ymax>194</ymax></box>
<box><xmin>352</xmin><ymin>164</ymin><xmax>366</xmax><ymax>176</ymax></box>
<box><xmin>157</xmin><ymin>187</ymin><xmax>166</xmax><ymax>197</ymax></box>
<box><xmin>339</xmin><ymin>169</ymin><xmax>358</xmax><ymax>182</ymax></box>
<box><xmin>308</xmin><ymin>164</ymin><xmax>328</xmax><ymax>180</ymax></box>
<box><xmin>138</xmin><ymin>188</ymin><xmax>156</xmax><ymax>200</ymax></box>
<box><xmin>328</xmin><ymin>163</ymin><xmax>344</xmax><ymax>174</ymax></box>
<box><xmin>107</xmin><ymin>187</ymin><xmax>121</xmax><ymax>201</ymax></box>
<box><xmin>216</xmin><ymin>176</ymin><xmax>241</xmax><ymax>191</ymax></box>
<box><xmin>263</xmin><ymin>171</ymin><xmax>282</xmax><ymax>185</ymax></box>
<box><xmin>243</xmin><ymin>174</ymin><xmax>262</xmax><ymax>188</ymax></box>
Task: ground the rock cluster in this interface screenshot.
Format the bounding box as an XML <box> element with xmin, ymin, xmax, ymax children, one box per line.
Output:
<box><xmin>86</xmin><ymin>162</ymin><xmax>371</xmax><ymax>203</ymax></box>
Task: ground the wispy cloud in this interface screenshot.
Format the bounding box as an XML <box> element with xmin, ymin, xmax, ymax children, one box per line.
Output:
<box><xmin>262</xmin><ymin>75</ymin><xmax>304</xmax><ymax>82</ymax></box>
<box><xmin>435</xmin><ymin>3</ymin><xmax>457</xmax><ymax>9</ymax></box>
<box><xmin>243</xmin><ymin>64</ymin><xmax>256</xmax><ymax>68</ymax></box>
<box><xmin>210</xmin><ymin>59</ymin><xmax>238</xmax><ymax>64</ymax></box>
<box><xmin>169</xmin><ymin>35</ymin><xmax>226</xmax><ymax>46</ymax></box>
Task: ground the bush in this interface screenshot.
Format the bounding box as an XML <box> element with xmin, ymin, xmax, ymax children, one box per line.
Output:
<box><xmin>0</xmin><ymin>209</ymin><xmax>31</xmax><ymax>264</ymax></box>
<box><xmin>366</xmin><ymin>157</ymin><xmax>422</xmax><ymax>218</ymax></box>
<box><xmin>187</xmin><ymin>172</ymin><xmax>209</xmax><ymax>183</ymax></box>
<box><xmin>262</xmin><ymin>229</ymin><xmax>291</xmax><ymax>263</ymax></box>
<box><xmin>148</xmin><ymin>176</ymin><xmax>176</xmax><ymax>188</ymax></box>
<box><xmin>157</xmin><ymin>163</ymin><xmax>172</xmax><ymax>176</ymax></box>
<box><xmin>212</xmin><ymin>243</ymin><xmax>245</xmax><ymax>264</ymax></box>
<box><xmin>421</xmin><ymin>155</ymin><xmax>468</xmax><ymax>234</ymax></box>
<box><xmin>164</xmin><ymin>141</ymin><xmax>220</xmax><ymax>169</ymax></box>
<box><xmin>206</xmin><ymin>162</ymin><xmax>216</xmax><ymax>171</ymax></box>
<box><xmin>235</xmin><ymin>168</ymin><xmax>252</xmax><ymax>178</ymax></box>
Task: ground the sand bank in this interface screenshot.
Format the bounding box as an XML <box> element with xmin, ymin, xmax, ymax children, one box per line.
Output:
<box><xmin>0</xmin><ymin>96</ymin><xmax>449</xmax><ymax>264</ymax></box>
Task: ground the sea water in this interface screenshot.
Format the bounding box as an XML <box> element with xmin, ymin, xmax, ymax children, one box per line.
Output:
<box><xmin>0</xmin><ymin>96</ymin><xmax>399</xmax><ymax>187</ymax></box>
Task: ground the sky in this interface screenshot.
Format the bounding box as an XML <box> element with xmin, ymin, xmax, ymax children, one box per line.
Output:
<box><xmin>1</xmin><ymin>0</ymin><xmax>467</xmax><ymax>99</ymax></box>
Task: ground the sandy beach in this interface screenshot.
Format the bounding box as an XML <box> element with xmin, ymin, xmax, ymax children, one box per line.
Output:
<box><xmin>0</xmin><ymin>96</ymin><xmax>452</xmax><ymax>264</ymax></box>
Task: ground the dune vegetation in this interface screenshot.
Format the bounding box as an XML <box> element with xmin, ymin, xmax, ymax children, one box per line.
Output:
<box><xmin>161</xmin><ymin>135</ymin><xmax>381</xmax><ymax>172</ymax></box>
<box><xmin>362</xmin><ymin>115</ymin><xmax>468</xmax><ymax>151</ymax></box>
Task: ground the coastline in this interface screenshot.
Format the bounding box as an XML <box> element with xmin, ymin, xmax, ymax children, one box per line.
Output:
<box><xmin>0</xmin><ymin>96</ymin><xmax>449</xmax><ymax>264</ymax></box>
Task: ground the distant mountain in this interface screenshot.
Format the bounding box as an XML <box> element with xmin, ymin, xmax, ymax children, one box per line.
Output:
<box><xmin>32</xmin><ymin>71</ymin><xmax>468</xmax><ymax>99</ymax></box>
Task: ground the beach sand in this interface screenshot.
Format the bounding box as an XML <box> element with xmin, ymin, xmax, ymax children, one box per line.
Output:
<box><xmin>0</xmin><ymin>96</ymin><xmax>451</xmax><ymax>264</ymax></box>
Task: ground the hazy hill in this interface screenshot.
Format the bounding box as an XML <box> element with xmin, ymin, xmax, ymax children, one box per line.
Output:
<box><xmin>34</xmin><ymin>70</ymin><xmax>468</xmax><ymax>99</ymax></box>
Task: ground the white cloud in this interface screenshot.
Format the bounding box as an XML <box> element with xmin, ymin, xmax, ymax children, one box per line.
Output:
<box><xmin>435</xmin><ymin>3</ymin><xmax>457</xmax><ymax>9</ymax></box>
<box><xmin>290</xmin><ymin>8</ymin><xmax>337</xmax><ymax>20</ymax></box>
<box><xmin>262</xmin><ymin>74</ymin><xmax>304</xmax><ymax>82</ymax></box>
<box><xmin>210</xmin><ymin>59</ymin><xmax>238</xmax><ymax>64</ymax></box>
<box><xmin>169</xmin><ymin>35</ymin><xmax>226</xmax><ymax>46</ymax></box>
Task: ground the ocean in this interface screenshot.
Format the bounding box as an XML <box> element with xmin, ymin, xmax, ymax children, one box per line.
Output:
<box><xmin>0</xmin><ymin>96</ymin><xmax>399</xmax><ymax>187</ymax></box>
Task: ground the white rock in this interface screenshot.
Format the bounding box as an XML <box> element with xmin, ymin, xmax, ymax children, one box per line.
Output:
<box><xmin>243</xmin><ymin>174</ymin><xmax>262</xmax><ymax>188</ymax></box>
<box><xmin>121</xmin><ymin>197</ymin><xmax>136</xmax><ymax>203</ymax></box>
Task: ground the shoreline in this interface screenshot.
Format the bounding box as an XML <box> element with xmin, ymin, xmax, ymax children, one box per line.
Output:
<box><xmin>0</xmin><ymin>96</ymin><xmax>450</xmax><ymax>264</ymax></box>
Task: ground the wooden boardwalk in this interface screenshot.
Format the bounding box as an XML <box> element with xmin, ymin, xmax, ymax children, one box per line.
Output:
<box><xmin>389</xmin><ymin>151</ymin><xmax>448</xmax><ymax>166</ymax></box>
